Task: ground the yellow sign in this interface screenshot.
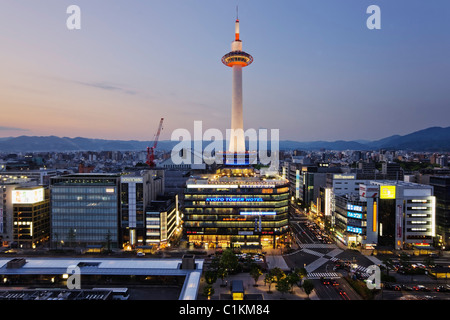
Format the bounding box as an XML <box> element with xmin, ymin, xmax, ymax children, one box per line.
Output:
<box><xmin>380</xmin><ymin>186</ymin><xmax>396</xmax><ymax>199</ymax></box>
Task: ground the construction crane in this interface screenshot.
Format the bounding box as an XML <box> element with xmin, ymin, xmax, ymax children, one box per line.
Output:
<box><xmin>146</xmin><ymin>117</ymin><xmax>164</xmax><ymax>167</ymax></box>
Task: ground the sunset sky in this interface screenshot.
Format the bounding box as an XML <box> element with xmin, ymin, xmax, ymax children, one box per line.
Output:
<box><xmin>1</xmin><ymin>0</ymin><xmax>449</xmax><ymax>142</ymax></box>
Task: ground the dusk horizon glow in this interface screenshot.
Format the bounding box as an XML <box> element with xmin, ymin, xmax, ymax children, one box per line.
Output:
<box><xmin>1</xmin><ymin>0</ymin><xmax>449</xmax><ymax>142</ymax></box>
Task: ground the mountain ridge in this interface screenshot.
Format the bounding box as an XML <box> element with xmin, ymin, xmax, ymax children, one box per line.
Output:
<box><xmin>0</xmin><ymin>126</ymin><xmax>449</xmax><ymax>152</ymax></box>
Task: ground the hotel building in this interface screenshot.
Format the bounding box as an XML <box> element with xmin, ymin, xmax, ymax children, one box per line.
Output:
<box><xmin>183</xmin><ymin>167</ymin><xmax>289</xmax><ymax>249</ymax></box>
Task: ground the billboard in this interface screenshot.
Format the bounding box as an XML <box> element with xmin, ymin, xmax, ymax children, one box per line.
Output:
<box><xmin>380</xmin><ymin>186</ymin><xmax>396</xmax><ymax>199</ymax></box>
<box><xmin>12</xmin><ymin>188</ymin><xmax>44</xmax><ymax>204</ymax></box>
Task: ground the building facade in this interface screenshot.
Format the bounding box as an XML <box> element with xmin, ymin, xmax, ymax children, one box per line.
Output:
<box><xmin>329</xmin><ymin>178</ymin><xmax>436</xmax><ymax>250</ymax></box>
<box><xmin>50</xmin><ymin>174</ymin><xmax>121</xmax><ymax>249</ymax></box>
<box><xmin>183</xmin><ymin>167</ymin><xmax>289</xmax><ymax>249</ymax></box>
<box><xmin>12</xmin><ymin>186</ymin><xmax>50</xmax><ymax>248</ymax></box>
<box><xmin>429</xmin><ymin>176</ymin><xmax>450</xmax><ymax>248</ymax></box>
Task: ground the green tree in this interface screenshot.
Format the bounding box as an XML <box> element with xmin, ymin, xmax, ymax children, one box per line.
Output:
<box><xmin>264</xmin><ymin>272</ymin><xmax>276</xmax><ymax>293</ymax></box>
<box><xmin>286</xmin><ymin>272</ymin><xmax>301</xmax><ymax>293</ymax></box>
<box><xmin>217</xmin><ymin>267</ymin><xmax>228</xmax><ymax>286</ymax></box>
<box><xmin>220</xmin><ymin>248</ymin><xmax>239</xmax><ymax>274</ymax></box>
<box><xmin>276</xmin><ymin>277</ymin><xmax>291</xmax><ymax>297</ymax></box>
<box><xmin>271</xmin><ymin>267</ymin><xmax>286</xmax><ymax>282</ymax></box>
<box><xmin>204</xmin><ymin>270</ymin><xmax>217</xmax><ymax>285</ymax></box>
<box><xmin>302</xmin><ymin>279</ymin><xmax>315</xmax><ymax>299</ymax></box>
<box><xmin>202</xmin><ymin>285</ymin><xmax>214</xmax><ymax>300</ymax></box>
<box><xmin>294</xmin><ymin>267</ymin><xmax>308</xmax><ymax>280</ymax></box>
<box><xmin>250</xmin><ymin>264</ymin><xmax>263</xmax><ymax>286</ymax></box>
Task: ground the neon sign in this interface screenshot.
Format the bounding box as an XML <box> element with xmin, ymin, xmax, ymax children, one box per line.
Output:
<box><xmin>240</xmin><ymin>211</ymin><xmax>276</xmax><ymax>215</ymax></box>
<box><xmin>347</xmin><ymin>226</ymin><xmax>363</xmax><ymax>234</ymax></box>
<box><xmin>347</xmin><ymin>204</ymin><xmax>363</xmax><ymax>212</ymax></box>
<box><xmin>205</xmin><ymin>197</ymin><xmax>263</xmax><ymax>202</ymax></box>
<box><xmin>347</xmin><ymin>211</ymin><xmax>363</xmax><ymax>219</ymax></box>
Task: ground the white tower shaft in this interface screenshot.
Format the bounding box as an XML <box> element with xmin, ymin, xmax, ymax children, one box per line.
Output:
<box><xmin>230</xmin><ymin>64</ymin><xmax>245</xmax><ymax>153</ymax></box>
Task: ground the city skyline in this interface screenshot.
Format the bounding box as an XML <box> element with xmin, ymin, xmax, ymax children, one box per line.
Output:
<box><xmin>1</xmin><ymin>1</ymin><xmax>449</xmax><ymax>142</ymax></box>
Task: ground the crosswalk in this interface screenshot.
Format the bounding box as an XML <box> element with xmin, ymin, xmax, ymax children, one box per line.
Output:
<box><xmin>302</xmin><ymin>248</ymin><xmax>325</xmax><ymax>257</ymax></box>
<box><xmin>299</xmin><ymin>243</ymin><xmax>338</xmax><ymax>249</ymax></box>
<box><xmin>351</xmin><ymin>265</ymin><xmax>372</xmax><ymax>278</ymax></box>
<box><xmin>307</xmin><ymin>272</ymin><xmax>341</xmax><ymax>279</ymax></box>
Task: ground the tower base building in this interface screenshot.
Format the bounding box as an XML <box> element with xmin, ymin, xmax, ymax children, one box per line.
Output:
<box><xmin>183</xmin><ymin>167</ymin><xmax>289</xmax><ymax>249</ymax></box>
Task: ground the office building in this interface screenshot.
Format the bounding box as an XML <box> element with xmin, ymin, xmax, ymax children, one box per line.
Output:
<box><xmin>329</xmin><ymin>178</ymin><xmax>435</xmax><ymax>250</ymax></box>
<box><xmin>0</xmin><ymin>177</ymin><xmax>37</xmax><ymax>247</ymax></box>
<box><xmin>13</xmin><ymin>186</ymin><xmax>50</xmax><ymax>248</ymax></box>
<box><xmin>429</xmin><ymin>176</ymin><xmax>450</xmax><ymax>248</ymax></box>
<box><xmin>50</xmin><ymin>174</ymin><xmax>121</xmax><ymax>249</ymax></box>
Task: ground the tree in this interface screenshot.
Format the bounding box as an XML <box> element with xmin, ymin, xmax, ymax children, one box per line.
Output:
<box><xmin>264</xmin><ymin>272</ymin><xmax>276</xmax><ymax>293</ymax></box>
<box><xmin>276</xmin><ymin>277</ymin><xmax>291</xmax><ymax>297</ymax></box>
<box><xmin>271</xmin><ymin>267</ymin><xmax>286</xmax><ymax>282</ymax></box>
<box><xmin>203</xmin><ymin>285</ymin><xmax>214</xmax><ymax>300</ymax></box>
<box><xmin>220</xmin><ymin>248</ymin><xmax>239</xmax><ymax>274</ymax></box>
<box><xmin>204</xmin><ymin>270</ymin><xmax>217</xmax><ymax>285</ymax></box>
<box><xmin>302</xmin><ymin>279</ymin><xmax>315</xmax><ymax>299</ymax></box>
<box><xmin>286</xmin><ymin>272</ymin><xmax>301</xmax><ymax>293</ymax></box>
<box><xmin>217</xmin><ymin>267</ymin><xmax>228</xmax><ymax>287</ymax></box>
<box><xmin>250</xmin><ymin>264</ymin><xmax>263</xmax><ymax>286</ymax></box>
<box><xmin>294</xmin><ymin>267</ymin><xmax>308</xmax><ymax>280</ymax></box>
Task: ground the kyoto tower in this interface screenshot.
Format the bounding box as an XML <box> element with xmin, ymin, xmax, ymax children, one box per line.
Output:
<box><xmin>222</xmin><ymin>14</ymin><xmax>253</xmax><ymax>156</ymax></box>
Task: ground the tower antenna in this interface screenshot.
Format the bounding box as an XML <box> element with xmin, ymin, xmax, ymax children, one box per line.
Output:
<box><xmin>236</xmin><ymin>5</ymin><xmax>238</xmax><ymax>20</ymax></box>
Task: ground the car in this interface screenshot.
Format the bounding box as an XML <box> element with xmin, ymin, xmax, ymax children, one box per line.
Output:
<box><xmin>322</xmin><ymin>278</ymin><xmax>331</xmax><ymax>285</ymax></box>
<box><xmin>337</xmin><ymin>289</ymin><xmax>349</xmax><ymax>299</ymax></box>
<box><xmin>413</xmin><ymin>285</ymin><xmax>430</xmax><ymax>292</ymax></box>
<box><xmin>330</xmin><ymin>279</ymin><xmax>339</xmax><ymax>286</ymax></box>
<box><xmin>393</xmin><ymin>285</ymin><xmax>402</xmax><ymax>291</ymax></box>
<box><xmin>434</xmin><ymin>286</ymin><xmax>449</xmax><ymax>292</ymax></box>
<box><xmin>401</xmin><ymin>285</ymin><xmax>413</xmax><ymax>291</ymax></box>
<box><xmin>136</xmin><ymin>252</ymin><xmax>145</xmax><ymax>257</ymax></box>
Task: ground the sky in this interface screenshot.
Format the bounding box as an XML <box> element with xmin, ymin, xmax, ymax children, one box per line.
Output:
<box><xmin>0</xmin><ymin>0</ymin><xmax>449</xmax><ymax>142</ymax></box>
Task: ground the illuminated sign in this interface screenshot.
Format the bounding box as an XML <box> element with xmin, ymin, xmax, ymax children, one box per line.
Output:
<box><xmin>333</xmin><ymin>174</ymin><xmax>356</xmax><ymax>180</ymax></box>
<box><xmin>105</xmin><ymin>188</ymin><xmax>115</xmax><ymax>193</ymax></box>
<box><xmin>12</xmin><ymin>188</ymin><xmax>44</xmax><ymax>204</ymax></box>
<box><xmin>347</xmin><ymin>226</ymin><xmax>362</xmax><ymax>234</ymax></box>
<box><xmin>347</xmin><ymin>204</ymin><xmax>363</xmax><ymax>212</ymax></box>
<box><xmin>240</xmin><ymin>211</ymin><xmax>276</xmax><ymax>216</ymax></box>
<box><xmin>347</xmin><ymin>211</ymin><xmax>363</xmax><ymax>219</ymax></box>
<box><xmin>205</xmin><ymin>197</ymin><xmax>263</xmax><ymax>202</ymax></box>
<box><xmin>121</xmin><ymin>177</ymin><xmax>144</xmax><ymax>183</ymax></box>
<box><xmin>187</xmin><ymin>184</ymin><xmax>238</xmax><ymax>189</ymax></box>
<box><xmin>380</xmin><ymin>186</ymin><xmax>396</xmax><ymax>199</ymax></box>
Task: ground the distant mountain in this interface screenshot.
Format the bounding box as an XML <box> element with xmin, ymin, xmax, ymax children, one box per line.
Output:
<box><xmin>0</xmin><ymin>126</ymin><xmax>449</xmax><ymax>152</ymax></box>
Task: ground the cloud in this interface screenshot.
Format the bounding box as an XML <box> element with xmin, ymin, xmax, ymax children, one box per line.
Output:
<box><xmin>73</xmin><ymin>81</ymin><xmax>138</xmax><ymax>95</ymax></box>
<box><xmin>0</xmin><ymin>126</ymin><xmax>29</xmax><ymax>131</ymax></box>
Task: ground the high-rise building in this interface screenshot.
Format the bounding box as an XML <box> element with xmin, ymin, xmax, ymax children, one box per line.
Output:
<box><xmin>13</xmin><ymin>186</ymin><xmax>50</xmax><ymax>248</ymax></box>
<box><xmin>429</xmin><ymin>176</ymin><xmax>450</xmax><ymax>248</ymax></box>
<box><xmin>50</xmin><ymin>174</ymin><xmax>121</xmax><ymax>249</ymax></box>
<box><xmin>120</xmin><ymin>170</ymin><xmax>165</xmax><ymax>248</ymax></box>
<box><xmin>329</xmin><ymin>179</ymin><xmax>435</xmax><ymax>250</ymax></box>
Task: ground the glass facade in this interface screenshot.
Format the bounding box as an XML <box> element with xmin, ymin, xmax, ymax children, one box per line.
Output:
<box><xmin>50</xmin><ymin>175</ymin><xmax>120</xmax><ymax>248</ymax></box>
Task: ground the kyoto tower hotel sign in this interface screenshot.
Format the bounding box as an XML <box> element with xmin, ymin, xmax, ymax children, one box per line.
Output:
<box><xmin>221</xmin><ymin>16</ymin><xmax>253</xmax><ymax>161</ymax></box>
